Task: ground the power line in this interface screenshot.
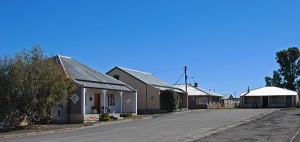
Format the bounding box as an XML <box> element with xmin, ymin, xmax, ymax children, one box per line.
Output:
<box><xmin>152</xmin><ymin>67</ymin><xmax>183</xmax><ymax>74</ymax></box>
<box><xmin>174</xmin><ymin>73</ymin><xmax>184</xmax><ymax>85</ymax></box>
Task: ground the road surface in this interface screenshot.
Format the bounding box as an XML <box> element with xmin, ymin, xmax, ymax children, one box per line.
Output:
<box><xmin>196</xmin><ymin>109</ymin><xmax>300</xmax><ymax>142</ymax></box>
<box><xmin>2</xmin><ymin>109</ymin><xmax>275</xmax><ymax>142</ymax></box>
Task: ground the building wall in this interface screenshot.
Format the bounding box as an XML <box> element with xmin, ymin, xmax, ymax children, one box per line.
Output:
<box><xmin>146</xmin><ymin>84</ymin><xmax>161</xmax><ymax>110</ymax></box>
<box><xmin>178</xmin><ymin>93</ymin><xmax>188</xmax><ymax>108</ymax></box>
<box><xmin>241</xmin><ymin>95</ymin><xmax>297</xmax><ymax>108</ymax></box>
<box><xmin>188</xmin><ymin>96</ymin><xmax>221</xmax><ymax>109</ymax></box>
<box><xmin>107</xmin><ymin>68</ymin><xmax>147</xmax><ymax>113</ymax></box>
<box><xmin>52</xmin><ymin>87</ymin><xmax>83</xmax><ymax>123</ymax></box>
<box><xmin>188</xmin><ymin>96</ymin><xmax>207</xmax><ymax>109</ymax></box>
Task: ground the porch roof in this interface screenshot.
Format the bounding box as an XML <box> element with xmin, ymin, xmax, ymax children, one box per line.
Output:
<box><xmin>76</xmin><ymin>80</ymin><xmax>134</xmax><ymax>92</ymax></box>
<box><xmin>154</xmin><ymin>85</ymin><xmax>186</xmax><ymax>93</ymax></box>
<box><xmin>241</xmin><ymin>86</ymin><xmax>298</xmax><ymax>97</ymax></box>
<box><xmin>53</xmin><ymin>55</ymin><xmax>136</xmax><ymax>92</ymax></box>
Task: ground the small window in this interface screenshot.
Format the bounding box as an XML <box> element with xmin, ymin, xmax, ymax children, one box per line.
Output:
<box><xmin>190</xmin><ymin>97</ymin><xmax>195</xmax><ymax>100</ymax></box>
<box><xmin>113</xmin><ymin>75</ymin><xmax>120</xmax><ymax>80</ymax></box>
<box><xmin>109</xmin><ymin>94</ymin><xmax>115</xmax><ymax>105</ymax></box>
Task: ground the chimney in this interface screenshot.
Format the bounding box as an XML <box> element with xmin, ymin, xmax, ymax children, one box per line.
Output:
<box><xmin>247</xmin><ymin>86</ymin><xmax>250</xmax><ymax>93</ymax></box>
<box><xmin>194</xmin><ymin>82</ymin><xmax>198</xmax><ymax>88</ymax></box>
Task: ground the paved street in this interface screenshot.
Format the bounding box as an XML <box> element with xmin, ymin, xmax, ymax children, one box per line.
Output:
<box><xmin>197</xmin><ymin>109</ymin><xmax>300</xmax><ymax>142</ymax></box>
<box><xmin>2</xmin><ymin>109</ymin><xmax>275</xmax><ymax>142</ymax></box>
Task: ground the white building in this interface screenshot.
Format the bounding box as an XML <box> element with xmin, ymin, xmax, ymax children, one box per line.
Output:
<box><xmin>240</xmin><ymin>86</ymin><xmax>299</xmax><ymax>108</ymax></box>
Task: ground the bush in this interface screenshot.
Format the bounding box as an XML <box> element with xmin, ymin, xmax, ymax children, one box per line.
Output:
<box><xmin>99</xmin><ymin>113</ymin><xmax>110</xmax><ymax>121</ymax></box>
<box><xmin>110</xmin><ymin>115</ymin><xmax>118</xmax><ymax>120</ymax></box>
<box><xmin>99</xmin><ymin>113</ymin><xmax>118</xmax><ymax>121</ymax></box>
<box><xmin>160</xmin><ymin>89</ymin><xmax>180</xmax><ymax>112</ymax></box>
<box><xmin>120</xmin><ymin>113</ymin><xmax>132</xmax><ymax>118</ymax></box>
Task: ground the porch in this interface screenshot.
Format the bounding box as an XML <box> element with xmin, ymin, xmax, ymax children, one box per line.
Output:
<box><xmin>242</xmin><ymin>95</ymin><xmax>296</xmax><ymax>108</ymax></box>
<box><xmin>82</xmin><ymin>88</ymin><xmax>137</xmax><ymax>116</ymax></box>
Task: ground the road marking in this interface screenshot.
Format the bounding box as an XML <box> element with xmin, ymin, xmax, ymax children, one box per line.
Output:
<box><xmin>289</xmin><ymin>126</ymin><xmax>300</xmax><ymax>142</ymax></box>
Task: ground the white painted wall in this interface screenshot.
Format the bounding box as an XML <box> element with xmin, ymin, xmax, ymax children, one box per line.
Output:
<box><xmin>85</xmin><ymin>92</ymin><xmax>94</xmax><ymax>114</ymax></box>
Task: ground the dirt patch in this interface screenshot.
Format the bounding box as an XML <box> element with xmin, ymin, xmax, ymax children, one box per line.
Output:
<box><xmin>0</xmin><ymin>123</ymin><xmax>94</xmax><ymax>137</ymax></box>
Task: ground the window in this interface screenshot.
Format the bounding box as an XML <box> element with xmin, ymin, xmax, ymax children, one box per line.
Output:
<box><xmin>190</xmin><ymin>97</ymin><xmax>195</xmax><ymax>100</ymax></box>
<box><xmin>273</xmin><ymin>96</ymin><xmax>278</xmax><ymax>104</ymax></box>
<box><xmin>113</xmin><ymin>75</ymin><xmax>120</xmax><ymax>80</ymax></box>
<box><xmin>108</xmin><ymin>94</ymin><xmax>115</xmax><ymax>105</ymax></box>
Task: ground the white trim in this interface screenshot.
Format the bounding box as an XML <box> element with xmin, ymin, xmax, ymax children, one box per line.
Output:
<box><xmin>102</xmin><ymin>90</ymin><xmax>107</xmax><ymax>113</ymax></box>
<box><xmin>135</xmin><ymin>92</ymin><xmax>137</xmax><ymax>114</ymax></box>
<box><xmin>81</xmin><ymin>87</ymin><xmax>86</xmax><ymax>116</ymax></box>
<box><xmin>119</xmin><ymin>91</ymin><xmax>123</xmax><ymax>114</ymax></box>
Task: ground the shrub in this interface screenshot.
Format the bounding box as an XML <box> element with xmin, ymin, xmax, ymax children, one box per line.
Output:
<box><xmin>160</xmin><ymin>89</ymin><xmax>180</xmax><ymax>112</ymax></box>
<box><xmin>120</xmin><ymin>113</ymin><xmax>132</xmax><ymax>118</ymax></box>
<box><xmin>99</xmin><ymin>113</ymin><xmax>110</xmax><ymax>121</ymax></box>
<box><xmin>110</xmin><ymin>115</ymin><xmax>118</xmax><ymax>120</ymax></box>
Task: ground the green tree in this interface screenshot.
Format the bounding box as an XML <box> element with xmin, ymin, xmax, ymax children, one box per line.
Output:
<box><xmin>265</xmin><ymin>70</ymin><xmax>284</xmax><ymax>87</ymax></box>
<box><xmin>160</xmin><ymin>89</ymin><xmax>180</xmax><ymax>112</ymax></box>
<box><xmin>0</xmin><ymin>45</ymin><xmax>77</xmax><ymax>128</ymax></box>
<box><xmin>265</xmin><ymin>47</ymin><xmax>300</xmax><ymax>91</ymax></box>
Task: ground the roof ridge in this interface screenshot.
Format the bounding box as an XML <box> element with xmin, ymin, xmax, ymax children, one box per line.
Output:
<box><xmin>118</xmin><ymin>66</ymin><xmax>152</xmax><ymax>75</ymax></box>
<box><xmin>58</xmin><ymin>55</ymin><xmax>72</xmax><ymax>59</ymax></box>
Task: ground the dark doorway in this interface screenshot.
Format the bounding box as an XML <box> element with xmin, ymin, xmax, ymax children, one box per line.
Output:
<box><xmin>286</xmin><ymin>96</ymin><xmax>292</xmax><ymax>107</ymax></box>
<box><xmin>263</xmin><ymin>96</ymin><xmax>268</xmax><ymax>107</ymax></box>
<box><xmin>94</xmin><ymin>93</ymin><xmax>100</xmax><ymax>113</ymax></box>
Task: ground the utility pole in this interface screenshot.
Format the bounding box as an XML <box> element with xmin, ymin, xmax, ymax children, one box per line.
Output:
<box><xmin>184</xmin><ymin>66</ymin><xmax>188</xmax><ymax>109</ymax></box>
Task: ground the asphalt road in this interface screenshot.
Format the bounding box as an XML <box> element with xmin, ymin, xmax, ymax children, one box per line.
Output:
<box><xmin>2</xmin><ymin>109</ymin><xmax>275</xmax><ymax>142</ymax></box>
<box><xmin>196</xmin><ymin>109</ymin><xmax>300</xmax><ymax>142</ymax></box>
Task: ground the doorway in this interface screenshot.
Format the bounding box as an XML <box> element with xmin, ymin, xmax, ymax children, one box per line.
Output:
<box><xmin>94</xmin><ymin>93</ymin><xmax>100</xmax><ymax>113</ymax></box>
<box><xmin>286</xmin><ymin>96</ymin><xmax>292</xmax><ymax>107</ymax></box>
<box><xmin>263</xmin><ymin>96</ymin><xmax>268</xmax><ymax>107</ymax></box>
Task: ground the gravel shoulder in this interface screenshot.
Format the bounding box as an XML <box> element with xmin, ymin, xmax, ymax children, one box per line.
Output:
<box><xmin>195</xmin><ymin>109</ymin><xmax>300</xmax><ymax>142</ymax></box>
<box><xmin>0</xmin><ymin>115</ymin><xmax>150</xmax><ymax>139</ymax></box>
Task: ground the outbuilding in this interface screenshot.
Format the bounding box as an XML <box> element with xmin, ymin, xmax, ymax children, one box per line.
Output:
<box><xmin>174</xmin><ymin>84</ymin><xmax>223</xmax><ymax>109</ymax></box>
<box><xmin>240</xmin><ymin>86</ymin><xmax>299</xmax><ymax>108</ymax></box>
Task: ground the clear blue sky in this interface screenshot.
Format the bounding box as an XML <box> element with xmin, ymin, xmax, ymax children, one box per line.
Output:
<box><xmin>1</xmin><ymin>0</ymin><xmax>300</xmax><ymax>96</ymax></box>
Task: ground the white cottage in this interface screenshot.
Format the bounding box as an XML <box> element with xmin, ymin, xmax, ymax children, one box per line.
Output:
<box><xmin>240</xmin><ymin>86</ymin><xmax>299</xmax><ymax>108</ymax></box>
<box><xmin>52</xmin><ymin>55</ymin><xmax>137</xmax><ymax>123</ymax></box>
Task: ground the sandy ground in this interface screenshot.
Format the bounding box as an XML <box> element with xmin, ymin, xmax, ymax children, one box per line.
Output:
<box><xmin>195</xmin><ymin>109</ymin><xmax>300</xmax><ymax>142</ymax></box>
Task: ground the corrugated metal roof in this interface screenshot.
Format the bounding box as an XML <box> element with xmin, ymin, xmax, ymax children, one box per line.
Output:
<box><xmin>174</xmin><ymin>84</ymin><xmax>223</xmax><ymax>97</ymax></box>
<box><xmin>53</xmin><ymin>55</ymin><xmax>135</xmax><ymax>92</ymax></box>
<box><xmin>76</xmin><ymin>80</ymin><xmax>133</xmax><ymax>92</ymax></box>
<box><xmin>154</xmin><ymin>85</ymin><xmax>185</xmax><ymax>93</ymax></box>
<box><xmin>241</xmin><ymin>86</ymin><xmax>297</xmax><ymax>96</ymax></box>
<box><xmin>115</xmin><ymin>67</ymin><xmax>185</xmax><ymax>93</ymax></box>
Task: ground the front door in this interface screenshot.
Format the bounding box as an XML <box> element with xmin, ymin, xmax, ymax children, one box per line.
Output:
<box><xmin>263</xmin><ymin>96</ymin><xmax>268</xmax><ymax>107</ymax></box>
<box><xmin>286</xmin><ymin>96</ymin><xmax>292</xmax><ymax>107</ymax></box>
<box><xmin>94</xmin><ymin>93</ymin><xmax>100</xmax><ymax>113</ymax></box>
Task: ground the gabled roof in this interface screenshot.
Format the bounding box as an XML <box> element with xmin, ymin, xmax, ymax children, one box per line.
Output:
<box><xmin>241</xmin><ymin>86</ymin><xmax>297</xmax><ymax>97</ymax></box>
<box><xmin>174</xmin><ymin>84</ymin><xmax>223</xmax><ymax>97</ymax></box>
<box><xmin>222</xmin><ymin>94</ymin><xmax>234</xmax><ymax>100</ymax></box>
<box><xmin>52</xmin><ymin>55</ymin><xmax>135</xmax><ymax>92</ymax></box>
<box><xmin>107</xmin><ymin>67</ymin><xmax>185</xmax><ymax>93</ymax></box>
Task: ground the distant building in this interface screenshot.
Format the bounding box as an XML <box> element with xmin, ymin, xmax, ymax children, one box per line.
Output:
<box><xmin>240</xmin><ymin>86</ymin><xmax>299</xmax><ymax>108</ymax></box>
<box><xmin>107</xmin><ymin>67</ymin><xmax>188</xmax><ymax>114</ymax></box>
<box><xmin>174</xmin><ymin>83</ymin><xmax>223</xmax><ymax>109</ymax></box>
<box><xmin>221</xmin><ymin>94</ymin><xmax>237</xmax><ymax>108</ymax></box>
